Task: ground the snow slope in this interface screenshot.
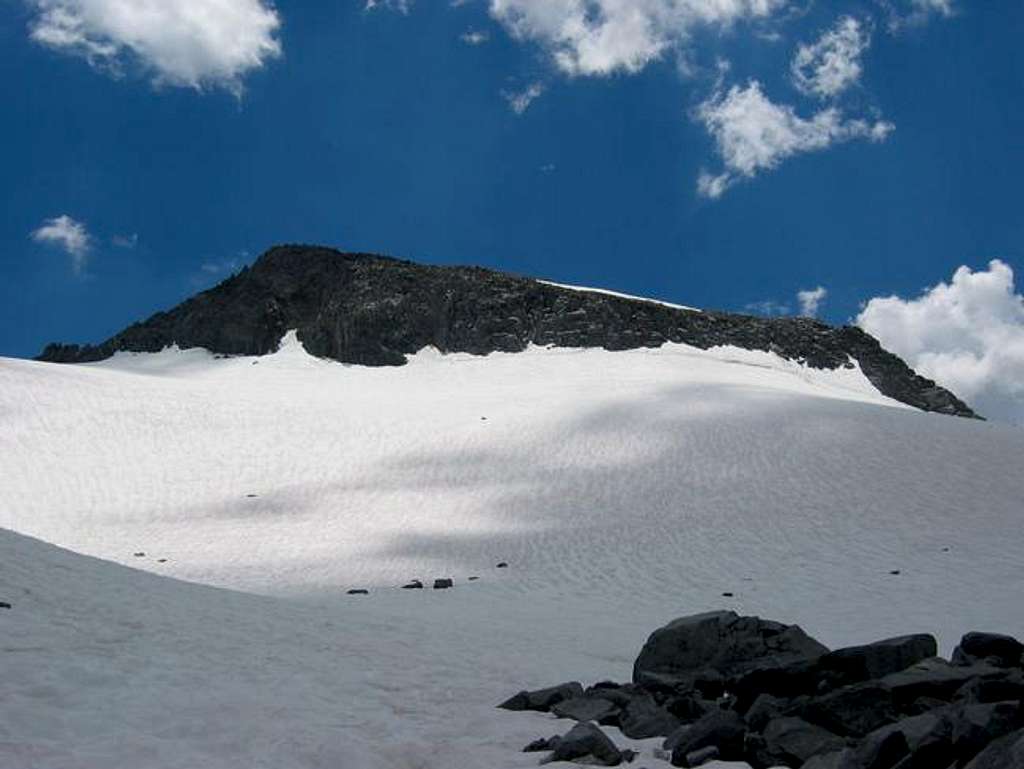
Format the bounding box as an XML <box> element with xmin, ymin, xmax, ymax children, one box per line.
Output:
<box><xmin>2</xmin><ymin>334</ymin><xmax>1023</xmax><ymax>768</ymax></box>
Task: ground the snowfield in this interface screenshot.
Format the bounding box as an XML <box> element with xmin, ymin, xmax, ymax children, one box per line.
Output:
<box><xmin>2</xmin><ymin>334</ymin><xmax>1023</xmax><ymax>769</ymax></box>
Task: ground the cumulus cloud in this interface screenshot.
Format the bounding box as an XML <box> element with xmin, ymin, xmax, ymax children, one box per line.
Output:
<box><xmin>792</xmin><ymin>16</ymin><xmax>870</xmax><ymax>99</ymax></box>
<box><xmin>798</xmin><ymin>286</ymin><xmax>827</xmax><ymax>317</ymax></box>
<box><xmin>31</xmin><ymin>214</ymin><xmax>91</xmax><ymax>274</ymax></box>
<box><xmin>27</xmin><ymin>0</ymin><xmax>282</xmax><ymax>94</ymax></box>
<box><xmin>883</xmin><ymin>0</ymin><xmax>955</xmax><ymax>30</ymax></box>
<box><xmin>503</xmin><ymin>81</ymin><xmax>545</xmax><ymax>114</ymax></box>
<box><xmin>696</xmin><ymin>81</ymin><xmax>894</xmax><ymax>197</ymax></box>
<box><xmin>857</xmin><ymin>260</ymin><xmax>1024</xmax><ymax>424</ymax></box>
<box><xmin>488</xmin><ymin>0</ymin><xmax>786</xmax><ymax>77</ymax></box>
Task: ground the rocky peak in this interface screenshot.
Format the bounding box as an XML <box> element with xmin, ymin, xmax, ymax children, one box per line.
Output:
<box><xmin>37</xmin><ymin>244</ymin><xmax>979</xmax><ymax>419</ymax></box>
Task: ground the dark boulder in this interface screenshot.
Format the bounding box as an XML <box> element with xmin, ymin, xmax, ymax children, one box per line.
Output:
<box><xmin>954</xmin><ymin>634</ymin><xmax>1024</xmax><ymax>669</ymax></box>
<box><xmin>634</xmin><ymin>611</ymin><xmax>828</xmax><ymax>692</ymax></box>
<box><xmin>744</xmin><ymin>694</ymin><xmax>799</xmax><ymax>732</ymax></box>
<box><xmin>802</xmin><ymin>682</ymin><xmax>901</xmax><ymax>737</ymax></box>
<box><xmin>732</xmin><ymin>657</ymin><xmax>823</xmax><ymax>710</ymax></box>
<box><xmin>401</xmin><ymin>580</ymin><xmax>423</xmax><ymax>589</ymax></box>
<box><xmin>851</xmin><ymin>712</ymin><xmax>954</xmax><ymax>769</ymax></box>
<box><xmin>880</xmin><ymin>659</ymin><xmax>1007</xmax><ymax>707</ymax></box>
<box><xmin>665</xmin><ymin>692</ymin><xmax>718</xmax><ymax>724</ymax></box>
<box><xmin>755</xmin><ymin>717</ymin><xmax>848</xmax><ymax>767</ymax></box>
<box><xmin>950</xmin><ymin>702</ymin><xmax>1024</xmax><ymax>765</ymax></box>
<box><xmin>955</xmin><ymin>672</ymin><xmax>1024</xmax><ymax>705</ymax></box>
<box><xmin>546</xmin><ymin>722</ymin><xmax>623</xmax><ymax>766</ymax></box>
<box><xmin>666</xmin><ymin>709</ymin><xmax>746</xmax><ymax>765</ymax></box>
<box><xmin>680</xmin><ymin>745</ymin><xmax>720</xmax><ymax>767</ymax></box>
<box><xmin>498</xmin><ymin>682</ymin><xmax>584</xmax><ymax>712</ymax></box>
<box><xmin>432</xmin><ymin>578</ymin><xmax>453</xmax><ymax>589</ymax></box>
<box><xmin>0</xmin><ymin>601</ymin><xmax>11</xmax><ymax>609</ymax></box>
<box><xmin>346</xmin><ymin>589</ymin><xmax>369</xmax><ymax>595</ymax></box>
<box><xmin>820</xmin><ymin>635</ymin><xmax>938</xmax><ymax>688</ymax></box>
<box><xmin>617</xmin><ymin>694</ymin><xmax>681</xmax><ymax>739</ymax></box>
<box><xmin>962</xmin><ymin>727</ymin><xmax>1024</xmax><ymax>769</ymax></box>
<box><xmin>552</xmin><ymin>697</ymin><xmax>621</xmax><ymax>724</ymax></box>
<box><xmin>524</xmin><ymin>736</ymin><xmax>561</xmax><ymax>753</ymax></box>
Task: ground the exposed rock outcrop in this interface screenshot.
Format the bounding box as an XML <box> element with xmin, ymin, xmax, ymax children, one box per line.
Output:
<box><xmin>37</xmin><ymin>245</ymin><xmax>978</xmax><ymax>418</ymax></box>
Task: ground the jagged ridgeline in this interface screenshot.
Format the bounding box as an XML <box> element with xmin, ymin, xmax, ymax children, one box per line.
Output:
<box><xmin>38</xmin><ymin>245</ymin><xmax>977</xmax><ymax>419</ymax></box>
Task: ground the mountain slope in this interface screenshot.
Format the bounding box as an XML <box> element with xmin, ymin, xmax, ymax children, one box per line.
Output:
<box><xmin>2</xmin><ymin>336</ymin><xmax>1023</xmax><ymax>768</ymax></box>
<box><xmin>36</xmin><ymin>245</ymin><xmax>977</xmax><ymax>418</ymax></box>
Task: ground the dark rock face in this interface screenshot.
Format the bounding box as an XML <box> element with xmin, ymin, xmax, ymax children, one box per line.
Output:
<box><xmin>633</xmin><ymin>610</ymin><xmax>829</xmax><ymax>692</ymax></box>
<box><xmin>37</xmin><ymin>245</ymin><xmax>978</xmax><ymax>419</ymax></box>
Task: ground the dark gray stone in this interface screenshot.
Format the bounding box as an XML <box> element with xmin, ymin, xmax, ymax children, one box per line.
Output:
<box><xmin>546</xmin><ymin>722</ymin><xmax>623</xmax><ymax>766</ymax></box>
<box><xmin>954</xmin><ymin>634</ymin><xmax>1024</xmax><ymax>669</ymax></box>
<box><xmin>880</xmin><ymin>659</ymin><xmax>1008</xmax><ymax>706</ymax></box>
<box><xmin>552</xmin><ymin>696</ymin><xmax>621</xmax><ymax>724</ymax></box>
<box><xmin>820</xmin><ymin>635</ymin><xmax>938</xmax><ymax>687</ymax></box>
<box><xmin>962</xmin><ymin>727</ymin><xmax>1024</xmax><ymax>769</ymax></box>
<box><xmin>524</xmin><ymin>736</ymin><xmax>561</xmax><ymax>753</ymax></box>
<box><xmin>633</xmin><ymin>611</ymin><xmax>828</xmax><ymax>693</ymax></box>
<box><xmin>682</xmin><ymin>746</ymin><xmax>720</xmax><ymax>767</ymax></box>
<box><xmin>758</xmin><ymin>716</ymin><xmax>848</xmax><ymax>767</ymax></box>
<box><xmin>401</xmin><ymin>580</ymin><xmax>423</xmax><ymax>589</ymax></box>
<box><xmin>955</xmin><ymin>672</ymin><xmax>1024</xmax><ymax>705</ymax></box>
<box><xmin>38</xmin><ymin>245</ymin><xmax>979</xmax><ymax>419</ymax></box>
<box><xmin>498</xmin><ymin>682</ymin><xmax>585</xmax><ymax>712</ymax></box>
<box><xmin>801</xmin><ymin>682</ymin><xmax>901</xmax><ymax>737</ymax></box>
<box><xmin>346</xmin><ymin>589</ymin><xmax>368</xmax><ymax>595</ymax></box>
<box><xmin>950</xmin><ymin>702</ymin><xmax>1024</xmax><ymax>764</ymax></box>
<box><xmin>432</xmin><ymin>578</ymin><xmax>453</xmax><ymax>589</ymax></box>
<box><xmin>744</xmin><ymin>693</ymin><xmax>794</xmax><ymax>732</ymax></box>
<box><xmin>617</xmin><ymin>695</ymin><xmax>681</xmax><ymax>739</ymax></box>
<box><xmin>666</xmin><ymin>709</ymin><xmax>746</xmax><ymax>765</ymax></box>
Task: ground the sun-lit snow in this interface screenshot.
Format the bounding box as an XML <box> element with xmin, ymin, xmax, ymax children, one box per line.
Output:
<box><xmin>2</xmin><ymin>334</ymin><xmax>1023</xmax><ymax>769</ymax></box>
<box><xmin>536</xmin><ymin>280</ymin><xmax>701</xmax><ymax>312</ymax></box>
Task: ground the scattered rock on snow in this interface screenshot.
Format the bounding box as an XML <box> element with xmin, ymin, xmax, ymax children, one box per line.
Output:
<box><xmin>401</xmin><ymin>580</ymin><xmax>424</xmax><ymax>590</ymax></box>
<box><xmin>432</xmin><ymin>578</ymin><xmax>453</xmax><ymax>589</ymax></box>
<box><xmin>496</xmin><ymin>562</ymin><xmax>509</xmax><ymax>569</ymax></box>
<box><xmin>0</xmin><ymin>601</ymin><xmax>11</xmax><ymax>609</ymax></box>
<box><xmin>346</xmin><ymin>589</ymin><xmax>369</xmax><ymax>595</ymax></box>
<box><xmin>523</xmin><ymin>736</ymin><xmax>561</xmax><ymax>753</ymax></box>
<box><xmin>498</xmin><ymin>682</ymin><xmax>585</xmax><ymax>712</ymax></box>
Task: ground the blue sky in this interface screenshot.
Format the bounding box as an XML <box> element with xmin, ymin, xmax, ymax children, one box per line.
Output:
<box><xmin>3</xmin><ymin>0</ymin><xmax>1023</xmax><ymax>418</ymax></box>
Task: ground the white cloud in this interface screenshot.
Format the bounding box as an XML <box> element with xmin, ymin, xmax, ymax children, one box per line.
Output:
<box><xmin>111</xmin><ymin>232</ymin><xmax>138</xmax><ymax>249</ymax></box>
<box><xmin>365</xmin><ymin>0</ymin><xmax>412</xmax><ymax>12</ymax></box>
<box><xmin>488</xmin><ymin>0</ymin><xmax>787</xmax><ymax>77</ymax></box>
<box><xmin>696</xmin><ymin>80</ymin><xmax>894</xmax><ymax>197</ymax></box>
<box><xmin>745</xmin><ymin>299</ymin><xmax>791</xmax><ymax>316</ymax></box>
<box><xmin>461</xmin><ymin>29</ymin><xmax>490</xmax><ymax>45</ymax></box>
<box><xmin>797</xmin><ymin>286</ymin><xmax>827</xmax><ymax>317</ymax></box>
<box><xmin>792</xmin><ymin>16</ymin><xmax>869</xmax><ymax>99</ymax></box>
<box><xmin>503</xmin><ymin>81</ymin><xmax>545</xmax><ymax>114</ymax></box>
<box><xmin>31</xmin><ymin>214</ymin><xmax>91</xmax><ymax>274</ymax></box>
<box><xmin>884</xmin><ymin>0</ymin><xmax>955</xmax><ymax>30</ymax></box>
<box><xmin>857</xmin><ymin>260</ymin><xmax>1024</xmax><ymax>424</ymax></box>
<box><xmin>27</xmin><ymin>0</ymin><xmax>282</xmax><ymax>94</ymax></box>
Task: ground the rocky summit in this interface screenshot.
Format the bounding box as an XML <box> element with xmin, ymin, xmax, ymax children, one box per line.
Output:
<box><xmin>37</xmin><ymin>244</ymin><xmax>977</xmax><ymax>418</ymax></box>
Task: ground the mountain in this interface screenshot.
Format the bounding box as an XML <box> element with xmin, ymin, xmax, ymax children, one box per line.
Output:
<box><xmin>37</xmin><ymin>244</ymin><xmax>977</xmax><ymax>418</ymax></box>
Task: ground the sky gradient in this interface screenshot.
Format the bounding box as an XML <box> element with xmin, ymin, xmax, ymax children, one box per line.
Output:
<box><xmin>3</xmin><ymin>0</ymin><xmax>1022</xmax><ymax>418</ymax></box>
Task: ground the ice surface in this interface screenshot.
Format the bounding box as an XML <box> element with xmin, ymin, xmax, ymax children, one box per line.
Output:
<box><xmin>1</xmin><ymin>335</ymin><xmax>1022</xmax><ymax>768</ymax></box>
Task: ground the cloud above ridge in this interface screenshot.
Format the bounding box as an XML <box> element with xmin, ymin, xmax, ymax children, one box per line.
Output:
<box><xmin>31</xmin><ymin>214</ymin><xmax>92</xmax><ymax>274</ymax></box>
<box><xmin>858</xmin><ymin>260</ymin><xmax>1024</xmax><ymax>425</ymax></box>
